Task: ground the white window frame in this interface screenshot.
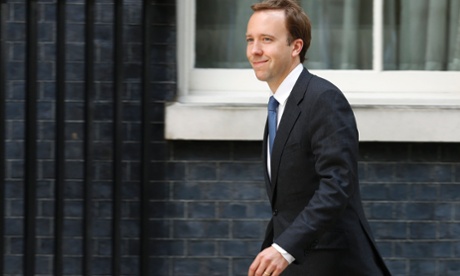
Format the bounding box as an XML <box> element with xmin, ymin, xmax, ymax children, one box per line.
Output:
<box><xmin>166</xmin><ymin>0</ymin><xmax>460</xmax><ymax>142</ymax></box>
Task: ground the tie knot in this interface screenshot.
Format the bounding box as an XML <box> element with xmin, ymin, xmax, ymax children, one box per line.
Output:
<box><xmin>268</xmin><ymin>96</ymin><xmax>279</xmax><ymax>111</ymax></box>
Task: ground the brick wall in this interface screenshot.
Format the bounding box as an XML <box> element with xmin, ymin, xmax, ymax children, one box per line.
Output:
<box><xmin>155</xmin><ymin>141</ymin><xmax>460</xmax><ymax>276</ymax></box>
<box><xmin>3</xmin><ymin>0</ymin><xmax>158</xmax><ymax>275</ymax></box>
<box><xmin>359</xmin><ymin>143</ymin><xmax>460</xmax><ymax>275</ymax></box>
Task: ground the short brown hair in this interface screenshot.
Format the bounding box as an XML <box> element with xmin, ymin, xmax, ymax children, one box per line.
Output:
<box><xmin>251</xmin><ymin>0</ymin><xmax>311</xmax><ymax>63</ymax></box>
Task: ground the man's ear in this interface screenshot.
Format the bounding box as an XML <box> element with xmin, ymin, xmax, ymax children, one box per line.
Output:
<box><xmin>292</xmin><ymin>38</ymin><xmax>304</xmax><ymax>57</ymax></box>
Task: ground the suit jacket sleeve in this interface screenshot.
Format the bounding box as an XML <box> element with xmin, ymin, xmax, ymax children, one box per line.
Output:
<box><xmin>273</xmin><ymin>85</ymin><xmax>360</xmax><ymax>262</ymax></box>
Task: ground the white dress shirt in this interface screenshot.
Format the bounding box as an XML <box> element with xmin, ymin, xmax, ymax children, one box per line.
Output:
<box><xmin>266</xmin><ymin>63</ymin><xmax>303</xmax><ymax>264</ymax></box>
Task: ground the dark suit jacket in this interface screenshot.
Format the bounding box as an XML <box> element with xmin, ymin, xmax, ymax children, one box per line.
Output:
<box><xmin>262</xmin><ymin>68</ymin><xmax>391</xmax><ymax>276</ymax></box>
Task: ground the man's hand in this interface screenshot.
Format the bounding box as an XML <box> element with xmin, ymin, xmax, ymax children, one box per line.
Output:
<box><xmin>248</xmin><ymin>246</ymin><xmax>289</xmax><ymax>276</ymax></box>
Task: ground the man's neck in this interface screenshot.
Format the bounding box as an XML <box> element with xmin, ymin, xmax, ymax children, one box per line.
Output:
<box><xmin>269</xmin><ymin>61</ymin><xmax>302</xmax><ymax>93</ymax></box>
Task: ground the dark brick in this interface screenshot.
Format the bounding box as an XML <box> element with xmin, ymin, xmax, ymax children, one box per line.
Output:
<box><xmin>219</xmin><ymin>162</ymin><xmax>264</xmax><ymax>181</ymax></box>
<box><xmin>370</xmin><ymin>221</ymin><xmax>407</xmax><ymax>240</ymax></box>
<box><xmin>5</xmin><ymin>180</ymin><xmax>24</xmax><ymax>198</ymax></box>
<box><xmin>439</xmin><ymin>260</ymin><xmax>460</xmax><ymax>276</ymax></box>
<box><xmin>8</xmin><ymin>199</ymin><xmax>24</xmax><ymax>217</ymax></box>
<box><xmin>396</xmin><ymin>241</ymin><xmax>452</xmax><ymax>258</ymax></box>
<box><xmin>435</xmin><ymin>203</ymin><xmax>454</xmax><ymax>220</ymax></box>
<box><xmin>173</xmin><ymin>258</ymin><xmax>229</xmax><ymax>276</ymax></box>
<box><xmin>152</xmin><ymin>25</ymin><xmax>176</xmax><ymax>44</ymax></box>
<box><xmin>219</xmin><ymin>240</ymin><xmax>260</xmax><ymax>257</ymax></box>
<box><xmin>63</xmin><ymin>238</ymin><xmax>83</xmax><ymax>255</ymax></box>
<box><xmin>440</xmin><ymin>184</ymin><xmax>460</xmax><ymax>201</ymax></box>
<box><xmin>6</xmin><ymin>101</ymin><xmax>25</xmax><ymax>119</ymax></box>
<box><xmin>150</xmin><ymin>219</ymin><xmax>171</xmax><ymax>238</ymax></box>
<box><xmin>174</xmin><ymin>220</ymin><xmax>229</xmax><ymax>239</ymax></box>
<box><xmin>359</xmin><ymin>142</ymin><xmax>409</xmax><ymax>162</ymax></box>
<box><xmin>164</xmin><ymin>161</ymin><xmax>186</xmax><ymax>181</ymax></box>
<box><xmin>65</xmin><ymin>161</ymin><xmax>84</xmax><ymax>179</ymax></box>
<box><xmin>455</xmin><ymin>164</ymin><xmax>460</xmax><ymax>182</ymax></box>
<box><xmin>64</xmin><ymin>180</ymin><xmax>84</xmax><ymax>199</ymax></box>
<box><xmin>5</xmin><ymin>141</ymin><xmax>24</xmax><ymax>159</ymax></box>
<box><xmin>188</xmin><ymin>162</ymin><xmax>217</xmax><ymax>180</ymax></box>
<box><xmin>92</xmin><ymin>219</ymin><xmax>112</xmax><ymax>237</ymax></box>
<box><xmin>171</xmin><ymin>141</ymin><xmax>231</xmax><ymax>161</ymax></box>
<box><xmin>232</xmin><ymin>220</ymin><xmax>266</xmax><ymax>239</ymax></box>
<box><xmin>384</xmin><ymin>260</ymin><xmax>406</xmax><ymax>276</ymax></box>
<box><xmin>395</xmin><ymin>164</ymin><xmax>452</xmax><ymax>183</ymax></box>
<box><xmin>187</xmin><ymin>240</ymin><xmax>216</xmax><ymax>256</ymax></box>
<box><xmin>121</xmin><ymin>257</ymin><xmax>140</xmax><ymax>275</ymax></box>
<box><xmin>409</xmin><ymin>259</ymin><xmax>437</xmax><ymax>275</ymax></box>
<box><xmin>173</xmin><ymin>182</ymin><xmax>232</xmax><ymax>200</ymax></box>
<box><xmin>364</xmin><ymin>202</ymin><xmax>396</xmax><ymax>220</ymax></box>
<box><xmin>152</xmin><ymin>4</ymin><xmax>176</xmax><ymax>25</ymax></box>
<box><xmin>36</xmin><ymin>238</ymin><xmax>54</xmax><ymax>255</ymax></box>
<box><xmin>438</xmin><ymin>223</ymin><xmax>460</xmax><ymax>239</ymax></box>
<box><xmin>403</xmin><ymin>203</ymin><xmax>436</xmax><ymax>220</ymax></box>
<box><xmin>65</xmin><ymin>200</ymin><xmax>84</xmax><ymax>217</ymax></box>
<box><xmin>4</xmin><ymin>218</ymin><xmax>23</xmax><ymax>236</ymax></box>
<box><xmin>66</xmin><ymin>23</ymin><xmax>85</xmax><ymax>42</ymax></box>
<box><xmin>187</xmin><ymin>202</ymin><xmax>216</xmax><ymax>219</ymax></box>
<box><xmin>92</xmin><ymin>181</ymin><xmax>113</xmax><ymax>199</ymax></box>
<box><xmin>122</xmin><ymin>219</ymin><xmax>140</xmax><ymax>238</ymax></box>
<box><xmin>7</xmin><ymin>22</ymin><xmax>26</xmax><ymax>41</ymax></box>
<box><xmin>63</xmin><ymin>256</ymin><xmax>83</xmax><ymax>275</ymax></box>
<box><xmin>63</xmin><ymin>219</ymin><xmax>83</xmax><ymax>237</ymax></box>
<box><xmin>150</xmin><ymin>239</ymin><xmax>184</xmax><ymax>256</ymax></box>
<box><xmin>95</xmin><ymin>238</ymin><xmax>112</xmax><ymax>256</ymax></box>
<box><xmin>409</xmin><ymin>222</ymin><xmax>437</xmax><ymax>239</ymax></box>
<box><xmin>233</xmin><ymin>141</ymin><xmax>263</xmax><ymax>161</ymax></box>
<box><xmin>409</xmin><ymin>184</ymin><xmax>439</xmax><ymax>201</ymax></box>
<box><xmin>150</xmin><ymin>201</ymin><xmax>185</xmax><ymax>219</ymax></box>
<box><xmin>363</xmin><ymin>163</ymin><xmax>396</xmax><ymax>182</ymax></box>
<box><xmin>38</xmin><ymin>121</ymin><xmax>55</xmax><ymax>140</ymax></box>
<box><xmin>93</xmin><ymin>141</ymin><xmax>113</xmax><ymax>159</ymax></box>
<box><xmin>4</xmin><ymin>256</ymin><xmax>23</xmax><ymax>274</ymax></box>
<box><xmin>8</xmin><ymin>237</ymin><xmax>24</xmax><ymax>254</ymax></box>
<box><xmin>10</xmin><ymin>42</ymin><xmax>25</xmax><ymax>61</ymax></box>
<box><xmin>92</xmin><ymin>257</ymin><xmax>112</xmax><ymax>274</ymax></box>
<box><xmin>232</xmin><ymin>181</ymin><xmax>266</xmax><ymax>200</ymax></box>
<box><xmin>148</xmin><ymin>258</ymin><xmax>171</xmax><ymax>276</ymax></box>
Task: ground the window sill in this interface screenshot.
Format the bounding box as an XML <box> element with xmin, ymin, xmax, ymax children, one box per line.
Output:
<box><xmin>165</xmin><ymin>91</ymin><xmax>460</xmax><ymax>142</ymax></box>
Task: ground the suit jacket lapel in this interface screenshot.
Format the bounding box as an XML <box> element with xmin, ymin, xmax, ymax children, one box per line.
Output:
<box><xmin>262</xmin><ymin>119</ymin><xmax>273</xmax><ymax>201</ymax></box>
<box><xmin>270</xmin><ymin>69</ymin><xmax>313</xmax><ymax>195</ymax></box>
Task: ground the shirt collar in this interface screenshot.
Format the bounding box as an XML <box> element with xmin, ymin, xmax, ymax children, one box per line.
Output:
<box><xmin>272</xmin><ymin>63</ymin><xmax>303</xmax><ymax>106</ymax></box>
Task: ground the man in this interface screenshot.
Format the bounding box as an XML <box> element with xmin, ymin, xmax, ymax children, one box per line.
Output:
<box><xmin>245</xmin><ymin>1</ymin><xmax>392</xmax><ymax>275</ymax></box>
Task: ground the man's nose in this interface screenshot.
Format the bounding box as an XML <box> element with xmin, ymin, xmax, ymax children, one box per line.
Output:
<box><xmin>250</xmin><ymin>41</ymin><xmax>263</xmax><ymax>55</ymax></box>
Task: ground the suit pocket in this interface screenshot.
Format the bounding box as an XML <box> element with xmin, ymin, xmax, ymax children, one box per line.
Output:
<box><xmin>314</xmin><ymin>231</ymin><xmax>349</xmax><ymax>249</ymax></box>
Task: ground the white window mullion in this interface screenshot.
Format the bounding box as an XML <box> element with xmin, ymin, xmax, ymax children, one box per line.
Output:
<box><xmin>373</xmin><ymin>0</ymin><xmax>384</xmax><ymax>72</ymax></box>
<box><xmin>176</xmin><ymin>0</ymin><xmax>196</xmax><ymax>97</ymax></box>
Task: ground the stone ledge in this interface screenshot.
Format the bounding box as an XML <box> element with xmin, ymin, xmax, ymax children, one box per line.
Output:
<box><xmin>165</xmin><ymin>99</ymin><xmax>460</xmax><ymax>142</ymax></box>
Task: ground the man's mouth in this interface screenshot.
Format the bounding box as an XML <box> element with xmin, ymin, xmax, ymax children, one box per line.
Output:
<box><xmin>252</xmin><ymin>60</ymin><xmax>268</xmax><ymax>67</ymax></box>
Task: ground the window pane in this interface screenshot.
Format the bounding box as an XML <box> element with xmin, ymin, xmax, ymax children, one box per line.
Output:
<box><xmin>195</xmin><ymin>0</ymin><xmax>373</xmax><ymax>69</ymax></box>
<box><xmin>384</xmin><ymin>0</ymin><xmax>460</xmax><ymax>71</ymax></box>
<box><xmin>301</xmin><ymin>0</ymin><xmax>373</xmax><ymax>69</ymax></box>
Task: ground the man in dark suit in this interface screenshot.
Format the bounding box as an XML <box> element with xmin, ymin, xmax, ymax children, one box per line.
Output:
<box><xmin>245</xmin><ymin>1</ymin><xmax>392</xmax><ymax>275</ymax></box>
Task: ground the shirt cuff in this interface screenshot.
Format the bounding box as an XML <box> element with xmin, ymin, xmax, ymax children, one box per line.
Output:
<box><xmin>272</xmin><ymin>243</ymin><xmax>295</xmax><ymax>264</ymax></box>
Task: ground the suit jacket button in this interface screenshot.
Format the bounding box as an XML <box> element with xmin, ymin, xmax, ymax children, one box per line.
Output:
<box><xmin>272</xmin><ymin>209</ymin><xmax>278</xmax><ymax>216</ymax></box>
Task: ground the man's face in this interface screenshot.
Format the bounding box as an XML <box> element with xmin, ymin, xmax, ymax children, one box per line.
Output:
<box><xmin>246</xmin><ymin>10</ymin><xmax>300</xmax><ymax>92</ymax></box>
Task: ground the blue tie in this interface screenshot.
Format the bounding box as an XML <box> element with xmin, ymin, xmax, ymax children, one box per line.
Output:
<box><xmin>268</xmin><ymin>96</ymin><xmax>279</xmax><ymax>155</ymax></box>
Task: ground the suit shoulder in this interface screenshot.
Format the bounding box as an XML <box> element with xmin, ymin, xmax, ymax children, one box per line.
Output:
<box><xmin>309</xmin><ymin>73</ymin><xmax>341</xmax><ymax>93</ymax></box>
<box><xmin>300</xmin><ymin>71</ymin><xmax>345</xmax><ymax>102</ymax></box>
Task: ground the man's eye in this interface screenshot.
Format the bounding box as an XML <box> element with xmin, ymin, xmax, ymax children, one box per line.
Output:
<box><xmin>263</xmin><ymin>37</ymin><xmax>272</xmax><ymax>42</ymax></box>
<box><xmin>246</xmin><ymin>38</ymin><xmax>254</xmax><ymax>43</ymax></box>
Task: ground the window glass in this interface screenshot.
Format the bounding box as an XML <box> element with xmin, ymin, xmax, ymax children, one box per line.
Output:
<box><xmin>195</xmin><ymin>0</ymin><xmax>373</xmax><ymax>69</ymax></box>
<box><xmin>384</xmin><ymin>0</ymin><xmax>460</xmax><ymax>71</ymax></box>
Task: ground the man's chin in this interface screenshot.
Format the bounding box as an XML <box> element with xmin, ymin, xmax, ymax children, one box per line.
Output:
<box><xmin>253</xmin><ymin>71</ymin><xmax>267</xmax><ymax>82</ymax></box>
